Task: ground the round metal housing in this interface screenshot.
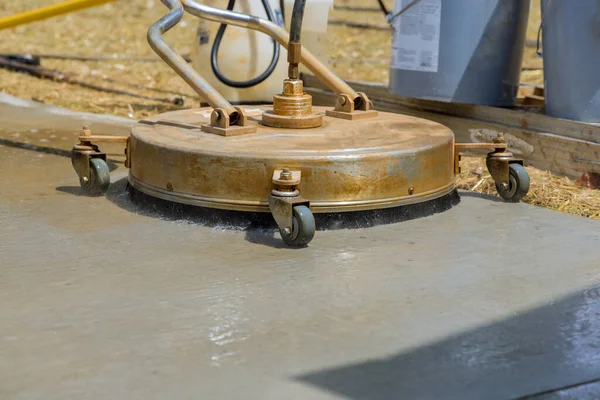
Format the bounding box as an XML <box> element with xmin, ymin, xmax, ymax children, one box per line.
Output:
<box><xmin>128</xmin><ymin>106</ymin><xmax>455</xmax><ymax>213</ymax></box>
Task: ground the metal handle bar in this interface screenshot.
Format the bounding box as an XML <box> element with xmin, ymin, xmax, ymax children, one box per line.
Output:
<box><xmin>180</xmin><ymin>0</ymin><xmax>360</xmax><ymax>102</ymax></box>
<box><xmin>148</xmin><ymin>0</ymin><xmax>237</xmax><ymax>115</ymax></box>
<box><xmin>149</xmin><ymin>0</ymin><xmax>360</xmax><ymax>114</ymax></box>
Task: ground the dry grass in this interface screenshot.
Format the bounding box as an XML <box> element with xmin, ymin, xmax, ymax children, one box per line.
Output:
<box><xmin>0</xmin><ymin>0</ymin><xmax>200</xmax><ymax>118</ymax></box>
<box><xmin>0</xmin><ymin>0</ymin><xmax>598</xmax><ymax>218</ymax></box>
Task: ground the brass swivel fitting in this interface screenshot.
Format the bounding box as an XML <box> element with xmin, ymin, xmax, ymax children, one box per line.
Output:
<box><xmin>272</xmin><ymin>79</ymin><xmax>313</xmax><ymax>117</ymax></box>
<box><xmin>262</xmin><ymin>43</ymin><xmax>323</xmax><ymax>129</ymax></box>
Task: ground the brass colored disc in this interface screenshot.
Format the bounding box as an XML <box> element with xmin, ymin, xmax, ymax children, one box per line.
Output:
<box><xmin>261</xmin><ymin>110</ymin><xmax>324</xmax><ymax>129</ymax></box>
<box><xmin>128</xmin><ymin>106</ymin><xmax>456</xmax><ymax>213</ymax></box>
<box><xmin>272</xmin><ymin>92</ymin><xmax>313</xmax><ymax>116</ymax></box>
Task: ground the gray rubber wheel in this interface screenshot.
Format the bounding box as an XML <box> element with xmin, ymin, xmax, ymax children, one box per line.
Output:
<box><xmin>80</xmin><ymin>158</ymin><xmax>110</xmax><ymax>196</ymax></box>
<box><xmin>280</xmin><ymin>205</ymin><xmax>316</xmax><ymax>247</ymax></box>
<box><xmin>496</xmin><ymin>163</ymin><xmax>530</xmax><ymax>202</ymax></box>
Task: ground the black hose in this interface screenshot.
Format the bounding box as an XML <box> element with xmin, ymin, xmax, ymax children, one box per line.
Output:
<box><xmin>210</xmin><ymin>0</ymin><xmax>280</xmax><ymax>88</ymax></box>
<box><xmin>376</xmin><ymin>0</ymin><xmax>389</xmax><ymax>17</ymax></box>
<box><xmin>289</xmin><ymin>0</ymin><xmax>306</xmax><ymax>44</ymax></box>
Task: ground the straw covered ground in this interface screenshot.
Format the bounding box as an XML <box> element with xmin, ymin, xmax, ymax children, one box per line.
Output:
<box><xmin>0</xmin><ymin>0</ymin><xmax>598</xmax><ymax>219</ymax></box>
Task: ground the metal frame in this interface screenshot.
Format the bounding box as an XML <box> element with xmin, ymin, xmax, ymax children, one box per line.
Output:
<box><xmin>148</xmin><ymin>0</ymin><xmax>237</xmax><ymax>115</ymax></box>
<box><xmin>454</xmin><ymin>134</ymin><xmax>522</xmax><ymax>187</ymax></box>
<box><xmin>71</xmin><ymin>144</ymin><xmax>105</xmax><ymax>182</ymax></box>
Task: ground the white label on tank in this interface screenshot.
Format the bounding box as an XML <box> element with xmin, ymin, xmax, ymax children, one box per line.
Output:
<box><xmin>391</xmin><ymin>0</ymin><xmax>441</xmax><ymax>72</ymax></box>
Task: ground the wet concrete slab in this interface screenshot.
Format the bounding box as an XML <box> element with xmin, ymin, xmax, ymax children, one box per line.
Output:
<box><xmin>1</xmin><ymin>104</ymin><xmax>600</xmax><ymax>399</ymax></box>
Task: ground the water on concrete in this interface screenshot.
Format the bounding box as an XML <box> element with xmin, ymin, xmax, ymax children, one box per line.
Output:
<box><xmin>1</xmin><ymin>100</ymin><xmax>600</xmax><ymax>399</ymax></box>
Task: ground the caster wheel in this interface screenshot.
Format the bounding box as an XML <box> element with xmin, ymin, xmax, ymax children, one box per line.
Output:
<box><xmin>496</xmin><ymin>163</ymin><xmax>530</xmax><ymax>202</ymax></box>
<box><xmin>280</xmin><ymin>205</ymin><xmax>316</xmax><ymax>247</ymax></box>
<box><xmin>80</xmin><ymin>158</ymin><xmax>110</xmax><ymax>196</ymax></box>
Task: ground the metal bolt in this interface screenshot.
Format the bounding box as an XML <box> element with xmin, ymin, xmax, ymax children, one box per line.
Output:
<box><xmin>282</xmin><ymin>227</ymin><xmax>291</xmax><ymax>236</ymax></box>
<box><xmin>408</xmin><ymin>186</ymin><xmax>414</xmax><ymax>195</ymax></box>
<box><xmin>340</xmin><ymin>96</ymin><xmax>346</xmax><ymax>106</ymax></box>
<box><xmin>500</xmin><ymin>182</ymin><xmax>509</xmax><ymax>191</ymax></box>
<box><xmin>80</xmin><ymin>126</ymin><xmax>92</xmax><ymax>144</ymax></box>
<box><xmin>81</xmin><ymin>176</ymin><xmax>89</xmax><ymax>184</ymax></box>
<box><xmin>280</xmin><ymin>168</ymin><xmax>292</xmax><ymax>181</ymax></box>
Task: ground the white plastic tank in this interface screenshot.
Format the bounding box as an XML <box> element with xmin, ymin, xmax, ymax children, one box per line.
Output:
<box><xmin>193</xmin><ymin>0</ymin><xmax>332</xmax><ymax>103</ymax></box>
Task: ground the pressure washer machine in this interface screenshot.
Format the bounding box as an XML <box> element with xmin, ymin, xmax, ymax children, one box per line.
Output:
<box><xmin>71</xmin><ymin>0</ymin><xmax>530</xmax><ymax>247</ymax></box>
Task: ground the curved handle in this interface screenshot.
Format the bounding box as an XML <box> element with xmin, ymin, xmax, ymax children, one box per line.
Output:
<box><xmin>148</xmin><ymin>0</ymin><xmax>237</xmax><ymax>115</ymax></box>
<box><xmin>180</xmin><ymin>0</ymin><xmax>360</xmax><ymax>102</ymax></box>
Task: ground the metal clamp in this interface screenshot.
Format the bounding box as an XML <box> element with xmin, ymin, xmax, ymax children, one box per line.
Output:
<box><xmin>201</xmin><ymin>106</ymin><xmax>257</xmax><ymax>136</ymax></box>
<box><xmin>326</xmin><ymin>92</ymin><xmax>378</xmax><ymax>120</ymax></box>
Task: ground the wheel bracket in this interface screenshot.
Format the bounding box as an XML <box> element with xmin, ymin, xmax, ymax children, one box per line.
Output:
<box><xmin>71</xmin><ymin>126</ymin><xmax>107</xmax><ymax>181</ymax></box>
<box><xmin>71</xmin><ymin>145</ymin><xmax>106</xmax><ymax>181</ymax></box>
<box><xmin>486</xmin><ymin>154</ymin><xmax>512</xmax><ymax>188</ymax></box>
<box><xmin>268</xmin><ymin>168</ymin><xmax>309</xmax><ymax>233</ymax></box>
<box><xmin>269</xmin><ymin>194</ymin><xmax>310</xmax><ymax>233</ymax></box>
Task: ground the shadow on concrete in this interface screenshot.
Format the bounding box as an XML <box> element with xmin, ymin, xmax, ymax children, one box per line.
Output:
<box><xmin>244</xmin><ymin>228</ymin><xmax>302</xmax><ymax>250</ymax></box>
<box><xmin>459</xmin><ymin>190</ymin><xmax>504</xmax><ymax>203</ymax></box>
<box><xmin>0</xmin><ymin>137</ymin><xmax>72</xmax><ymax>158</ymax></box>
<box><xmin>55</xmin><ymin>186</ymin><xmax>87</xmax><ymax>197</ymax></box>
<box><xmin>297</xmin><ymin>286</ymin><xmax>600</xmax><ymax>400</ymax></box>
<box><xmin>2</xmin><ymin>137</ymin><xmax>121</xmax><ymax>172</ymax></box>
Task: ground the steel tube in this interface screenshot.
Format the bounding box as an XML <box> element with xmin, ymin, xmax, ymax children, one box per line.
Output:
<box><xmin>148</xmin><ymin>0</ymin><xmax>236</xmax><ymax>115</ymax></box>
<box><xmin>180</xmin><ymin>0</ymin><xmax>359</xmax><ymax>101</ymax></box>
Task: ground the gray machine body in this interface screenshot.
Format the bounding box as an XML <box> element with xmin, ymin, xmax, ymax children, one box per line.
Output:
<box><xmin>388</xmin><ymin>0</ymin><xmax>530</xmax><ymax>106</ymax></box>
<box><xmin>541</xmin><ymin>0</ymin><xmax>600</xmax><ymax>122</ymax></box>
